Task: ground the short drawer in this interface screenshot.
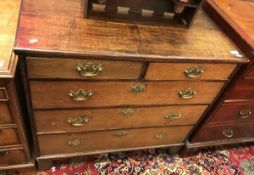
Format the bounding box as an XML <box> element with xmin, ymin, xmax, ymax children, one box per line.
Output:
<box><xmin>208</xmin><ymin>101</ymin><xmax>254</xmax><ymax>124</ymax></box>
<box><xmin>191</xmin><ymin>123</ymin><xmax>254</xmax><ymax>142</ymax></box>
<box><xmin>145</xmin><ymin>63</ymin><xmax>236</xmax><ymax>80</ymax></box>
<box><xmin>0</xmin><ymin>128</ymin><xmax>19</xmax><ymax>146</ymax></box>
<box><xmin>35</xmin><ymin>105</ymin><xmax>207</xmax><ymax>133</ymax></box>
<box><xmin>30</xmin><ymin>81</ymin><xmax>224</xmax><ymax>109</ymax></box>
<box><xmin>0</xmin><ymin>149</ymin><xmax>27</xmax><ymax>166</ymax></box>
<box><xmin>0</xmin><ymin>103</ymin><xmax>13</xmax><ymax>125</ymax></box>
<box><xmin>225</xmin><ymin>78</ymin><xmax>254</xmax><ymax>101</ymax></box>
<box><xmin>38</xmin><ymin>126</ymin><xmax>192</xmax><ymax>155</ymax></box>
<box><xmin>0</xmin><ymin>87</ymin><xmax>8</xmax><ymax>100</ymax></box>
<box><xmin>27</xmin><ymin>57</ymin><xmax>143</xmax><ymax>80</ymax></box>
<box><xmin>243</xmin><ymin>62</ymin><xmax>254</xmax><ymax>79</ymax></box>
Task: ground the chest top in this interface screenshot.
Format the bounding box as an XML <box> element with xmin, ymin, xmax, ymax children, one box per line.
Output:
<box><xmin>205</xmin><ymin>0</ymin><xmax>254</xmax><ymax>57</ymax></box>
<box><xmin>0</xmin><ymin>0</ymin><xmax>20</xmax><ymax>78</ymax></box>
<box><xmin>14</xmin><ymin>0</ymin><xmax>247</xmax><ymax>63</ymax></box>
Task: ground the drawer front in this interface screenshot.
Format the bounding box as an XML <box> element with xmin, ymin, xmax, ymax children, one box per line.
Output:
<box><xmin>0</xmin><ymin>103</ymin><xmax>13</xmax><ymax>125</ymax></box>
<box><xmin>0</xmin><ymin>128</ymin><xmax>19</xmax><ymax>146</ymax></box>
<box><xmin>225</xmin><ymin>78</ymin><xmax>254</xmax><ymax>101</ymax></box>
<box><xmin>27</xmin><ymin>57</ymin><xmax>143</xmax><ymax>80</ymax></box>
<box><xmin>0</xmin><ymin>87</ymin><xmax>8</xmax><ymax>100</ymax></box>
<box><xmin>208</xmin><ymin>102</ymin><xmax>254</xmax><ymax>124</ymax></box>
<box><xmin>38</xmin><ymin>126</ymin><xmax>192</xmax><ymax>155</ymax></box>
<box><xmin>30</xmin><ymin>81</ymin><xmax>224</xmax><ymax>109</ymax></box>
<box><xmin>35</xmin><ymin>105</ymin><xmax>207</xmax><ymax>133</ymax></box>
<box><xmin>145</xmin><ymin>63</ymin><xmax>236</xmax><ymax>80</ymax></box>
<box><xmin>0</xmin><ymin>149</ymin><xmax>27</xmax><ymax>166</ymax></box>
<box><xmin>244</xmin><ymin>62</ymin><xmax>254</xmax><ymax>79</ymax></box>
<box><xmin>191</xmin><ymin>123</ymin><xmax>254</xmax><ymax>142</ymax></box>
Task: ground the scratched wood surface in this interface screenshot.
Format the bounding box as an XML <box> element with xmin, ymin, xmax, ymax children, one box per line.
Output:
<box><xmin>15</xmin><ymin>0</ymin><xmax>247</xmax><ymax>63</ymax></box>
<box><xmin>207</xmin><ymin>0</ymin><xmax>254</xmax><ymax>52</ymax></box>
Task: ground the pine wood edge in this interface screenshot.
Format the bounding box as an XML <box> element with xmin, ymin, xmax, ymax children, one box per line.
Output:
<box><xmin>0</xmin><ymin>54</ymin><xmax>18</xmax><ymax>78</ymax></box>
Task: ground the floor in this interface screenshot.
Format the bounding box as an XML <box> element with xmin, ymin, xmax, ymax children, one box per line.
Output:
<box><xmin>17</xmin><ymin>145</ymin><xmax>254</xmax><ymax>175</ymax></box>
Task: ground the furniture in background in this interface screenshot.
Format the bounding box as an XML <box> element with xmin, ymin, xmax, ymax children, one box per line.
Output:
<box><xmin>14</xmin><ymin>0</ymin><xmax>248</xmax><ymax>169</ymax></box>
<box><xmin>0</xmin><ymin>0</ymin><xmax>34</xmax><ymax>172</ymax></box>
<box><xmin>187</xmin><ymin>0</ymin><xmax>254</xmax><ymax>148</ymax></box>
<box><xmin>84</xmin><ymin>0</ymin><xmax>203</xmax><ymax>27</ymax></box>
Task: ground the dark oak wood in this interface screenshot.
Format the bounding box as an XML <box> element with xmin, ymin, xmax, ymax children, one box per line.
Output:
<box><xmin>0</xmin><ymin>103</ymin><xmax>13</xmax><ymax>125</ymax></box>
<box><xmin>191</xmin><ymin>122</ymin><xmax>254</xmax><ymax>143</ymax></box>
<box><xmin>224</xmin><ymin>78</ymin><xmax>254</xmax><ymax>102</ymax></box>
<box><xmin>0</xmin><ymin>128</ymin><xmax>19</xmax><ymax>146</ymax></box>
<box><xmin>206</xmin><ymin>101</ymin><xmax>254</xmax><ymax>124</ymax></box>
<box><xmin>0</xmin><ymin>88</ymin><xmax>8</xmax><ymax>100</ymax></box>
<box><xmin>187</xmin><ymin>0</ymin><xmax>254</xmax><ymax>148</ymax></box>
<box><xmin>0</xmin><ymin>148</ymin><xmax>27</xmax><ymax>166</ymax></box>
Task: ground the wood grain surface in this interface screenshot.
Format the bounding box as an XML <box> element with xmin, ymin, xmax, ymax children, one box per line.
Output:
<box><xmin>191</xmin><ymin>122</ymin><xmax>254</xmax><ymax>142</ymax></box>
<box><xmin>0</xmin><ymin>0</ymin><xmax>20</xmax><ymax>77</ymax></box>
<box><xmin>30</xmin><ymin>81</ymin><xmax>224</xmax><ymax>109</ymax></box>
<box><xmin>0</xmin><ymin>149</ymin><xmax>27</xmax><ymax>166</ymax></box>
<box><xmin>0</xmin><ymin>103</ymin><xmax>13</xmax><ymax>125</ymax></box>
<box><xmin>15</xmin><ymin>0</ymin><xmax>248</xmax><ymax>63</ymax></box>
<box><xmin>145</xmin><ymin>63</ymin><xmax>236</xmax><ymax>80</ymax></box>
<box><xmin>0</xmin><ymin>128</ymin><xmax>19</xmax><ymax>146</ymax></box>
<box><xmin>207</xmin><ymin>101</ymin><xmax>254</xmax><ymax>124</ymax></box>
<box><xmin>27</xmin><ymin>57</ymin><xmax>144</xmax><ymax>80</ymax></box>
<box><xmin>34</xmin><ymin>105</ymin><xmax>207</xmax><ymax>133</ymax></box>
<box><xmin>38</xmin><ymin>126</ymin><xmax>192</xmax><ymax>155</ymax></box>
<box><xmin>206</xmin><ymin>0</ymin><xmax>254</xmax><ymax>53</ymax></box>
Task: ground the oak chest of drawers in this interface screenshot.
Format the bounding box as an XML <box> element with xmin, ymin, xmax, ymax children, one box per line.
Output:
<box><xmin>0</xmin><ymin>0</ymin><xmax>34</xmax><ymax>172</ymax></box>
<box><xmin>14</xmin><ymin>0</ymin><xmax>248</xmax><ymax>169</ymax></box>
<box><xmin>188</xmin><ymin>0</ymin><xmax>254</xmax><ymax>148</ymax></box>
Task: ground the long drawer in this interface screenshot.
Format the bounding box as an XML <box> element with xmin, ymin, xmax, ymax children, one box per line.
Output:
<box><xmin>30</xmin><ymin>81</ymin><xmax>224</xmax><ymax>109</ymax></box>
<box><xmin>0</xmin><ymin>103</ymin><xmax>13</xmax><ymax>125</ymax></box>
<box><xmin>27</xmin><ymin>57</ymin><xmax>143</xmax><ymax>80</ymax></box>
<box><xmin>0</xmin><ymin>149</ymin><xmax>27</xmax><ymax>166</ymax></box>
<box><xmin>38</xmin><ymin>126</ymin><xmax>192</xmax><ymax>155</ymax></box>
<box><xmin>208</xmin><ymin>101</ymin><xmax>254</xmax><ymax>124</ymax></box>
<box><xmin>35</xmin><ymin>105</ymin><xmax>207</xmax><ymax>133</ymax></box>
<box><xmin>191</xmin><ymin>123</ymin><xmax>254</xmax><ymax>142</ymax></box>
<box><xmin>145</xmin><ymin>63</ymin><xmax>236</xmax><ymax>80</ymax></box>
<box><xmin>0</xmin><ymin>128</ymin><xmax>19</xmax><ymax>146</ymax></box>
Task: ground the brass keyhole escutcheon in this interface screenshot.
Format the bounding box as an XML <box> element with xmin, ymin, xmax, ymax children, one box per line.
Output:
<box><xmin>114</xmin><ymin>130</ymin><xmax>128</xmax><ymax>137</ymax></box>
<box><xmin>155</xmin><ymin>133</ymin><xmax>167</xmax><ymax>140</ymax></box>
<box><xmin>68</xmin><ymin>139</ymin><xmax>84</xmax><ymax>147</ymax></box>
<box><xmin>120</xmin><ymin>108</ymin><xmax>136</xmax><ymax>117</ymax></box>
<box><xmin>131</xmin><ymin>83</ymin><xmax>145</xmax><ymax>93</ymax></box>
